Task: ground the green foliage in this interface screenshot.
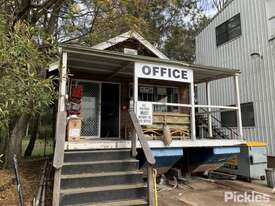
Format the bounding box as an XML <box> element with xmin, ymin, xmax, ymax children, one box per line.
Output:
<box><xmin>163</xmin><ymin>16</ymin><xmax>210</xmax><ymax>62</ymax></box>
<box><xmin>0</xmin><ymin>16</ymin><xmax>56</xmax><ymax>132</ymax></box>
<box><xmin>79</xmin><ymin>0</ymin><xmax>209</xmax><ymax>62</ymax></box>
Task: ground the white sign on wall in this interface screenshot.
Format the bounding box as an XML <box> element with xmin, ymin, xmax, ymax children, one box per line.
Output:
<box><xmin>136</xmin><ymin>101</ymin><xmax>153</xmax><ymax>125</ymax></box>
<box><xmin>135</xmin><ymin>62</ymin><xmax>193</xmax><ymax>83</ymax></box>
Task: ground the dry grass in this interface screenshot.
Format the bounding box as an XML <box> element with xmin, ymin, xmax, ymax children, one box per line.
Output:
<box><xmin>0</xmin><ymin>160</ymin><xmax>43</xmax><ymax>206</ymax></box>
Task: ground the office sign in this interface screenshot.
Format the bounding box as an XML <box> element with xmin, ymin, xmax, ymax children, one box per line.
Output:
<box><xmin>135</xmin><ymin>62</ymin><xmax>193</xmax><ymax>83</ymax></box>
<box><xmin>136</xmin><ymin>101</ymin><xmax>153</xmax><ymax>125</ymax></box>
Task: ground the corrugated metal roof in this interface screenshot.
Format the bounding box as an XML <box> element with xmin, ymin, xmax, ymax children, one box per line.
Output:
<box><xmin>62</xmin><ymin>44</ymin><xmax>240</xmax><ymax>84</ymax></box>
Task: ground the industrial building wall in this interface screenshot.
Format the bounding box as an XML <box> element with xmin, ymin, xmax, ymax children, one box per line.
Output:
<box><xmin>196</xmin><ymin>0</ymin><xmax>275</xmax><ymax>155</ymax></box>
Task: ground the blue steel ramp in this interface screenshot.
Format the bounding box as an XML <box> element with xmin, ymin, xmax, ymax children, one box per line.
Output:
<box><xmin>188</xmin><ymin>146</ymin><xmax>241</xmax><ymax>173</ymax></box>
<box><xmin>138</xmin><ymin>146</ymin><xmax>240</xmax><ymax>174</ymax></box>
<box><xmin>139</xmin><ymin>148</ymin><xmax>183</xmax><ymax>174</ymax></box>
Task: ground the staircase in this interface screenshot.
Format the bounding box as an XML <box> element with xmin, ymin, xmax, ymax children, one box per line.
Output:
<box><xmin>59</xmin><ymin>149</ymin><xmax>148</xmax><ymax>206</ymax></box>
<box><xmin>196</xmin><ymin>110</ymin><xmax>239</xmax><ymax>139</ymax></box>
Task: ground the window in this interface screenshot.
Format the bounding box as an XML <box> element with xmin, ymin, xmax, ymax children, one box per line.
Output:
<box><xmin>216</xmin><ymin>13</ymin><xmax>241</xmax><ymax>46</ymax></box>
<box><xmin>266</xmin><ymin>0</ymin><xmax>275</xmax><ymax>40</ymax></box>
<box><xmin>221</xmin><ymin>102</ymin><xmax>255</xmax><ymax>127</ymax></box>
<box><xmin>130</xmin><ymin>85</ymin><xmax>179</xmax><ymax>112</ymax></box>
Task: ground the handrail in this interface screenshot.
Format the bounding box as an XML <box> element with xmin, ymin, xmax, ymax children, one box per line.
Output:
<box><xmin>197</xmin><ymin>108</ymin><xmax>239</xmax><ymax>137</ymax></box>
<box><xmin>52</xmin><ymin>111</ymin><xmax>67</xmax><ymax>206</ymax></box>
<box><xmin>129</xmin><ymin>111</ymin><xmax>156</xmax><ymax>165</ymax></box>
<box><xmin>129</xmin><ymin>110</ymin><xmax>156</xmax><ymax>206</ymax></box>
<box><xmin>53</xmin><ymin>111</ymin><xmax>67</xmax><ymax>169</ymax></box>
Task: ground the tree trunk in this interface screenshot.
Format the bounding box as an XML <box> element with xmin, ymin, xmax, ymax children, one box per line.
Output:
<box><xmin>24</xmin><ymin>114</ymin><xmax>40</xmax><ymax>157</ymax></box>
<box><xmin>0</xmin><ymin>135</ymin><xmax>8</xmax><ymax>155</ymax></box>
<box><xmin>5</xmin><ymin>113</ymin><xmax>30</xmax><ymax>167</ymax></box>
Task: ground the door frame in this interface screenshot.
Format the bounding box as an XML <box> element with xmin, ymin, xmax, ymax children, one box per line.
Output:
<box><xmin>73</xmin><ymin>79</ymin><xmax>121</xmax><ymax>139</ymax></box>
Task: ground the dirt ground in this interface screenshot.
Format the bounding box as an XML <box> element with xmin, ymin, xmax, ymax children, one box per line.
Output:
<box><xmin>0</xmin><ymin>160</ymin><xmax>44</xmax><ymax>206</ymax></box>
<box><xmin>158</xmin><ymin>178</ymin><xmax>275</xmax><ymax>206</ymax></box>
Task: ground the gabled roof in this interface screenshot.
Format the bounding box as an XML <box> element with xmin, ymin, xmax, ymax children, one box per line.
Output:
<box><xmin>92</xmin><ymin>31</ymin><xmax>169</xmax><ymax>60</ymax></box>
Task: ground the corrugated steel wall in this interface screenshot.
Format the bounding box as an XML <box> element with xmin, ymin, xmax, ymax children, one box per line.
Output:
<box><xmin>196</xmin><ymin>0</ymin><xmax>275</xmax><ymax>155</ymax></box>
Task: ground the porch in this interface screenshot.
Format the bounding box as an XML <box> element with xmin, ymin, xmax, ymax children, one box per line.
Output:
<box><xmin>60</xmin><ymin>44</ymin><xmax>244</xmax><ymax>146</ymax></box>
<box><xmin>52</xmin><ymin>38</ymin><xmax>245</xmax><ymax>206</ymax></box>
<box><xmin>65</xmin><ymin>139</ymin><xmax>246</xmax><ymax>150</ymax></box>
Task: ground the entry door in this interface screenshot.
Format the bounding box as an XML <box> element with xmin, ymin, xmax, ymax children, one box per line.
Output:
<box><xmin>100</xmin><ymin>83</ymin><xmax>120</xmax><ymax>138</ymax></box>
<box><xmin>80</xmin><ymin>82</ymin><xmax>100</xmax><ymax>138</ymax></box>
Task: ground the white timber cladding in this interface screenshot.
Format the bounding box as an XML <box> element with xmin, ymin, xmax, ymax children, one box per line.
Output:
<box><xmin>196</xmin><ymin>0</ymin><xmax>275</xmax><ymax>155</ymax></box>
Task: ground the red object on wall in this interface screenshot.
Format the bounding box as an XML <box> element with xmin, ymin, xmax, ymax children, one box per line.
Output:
<box><xmin>68</xmin><ymin>85</ymin><xmax>83</xmax><ymax>115</ymax></box>
<box><xmin>71</xmin><ymin>85</ymin><xmax>83</xmax><ymax>99</ymax></box>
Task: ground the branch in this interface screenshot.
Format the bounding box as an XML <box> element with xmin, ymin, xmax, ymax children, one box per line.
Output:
<box><xmin>30</xmin><ymin>0</ymin><xmax>65</xmax><ymax>25</ymax></box>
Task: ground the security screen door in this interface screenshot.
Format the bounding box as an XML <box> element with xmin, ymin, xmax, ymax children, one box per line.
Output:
<box><xmin>79</xmin><ymin>81</ymin><xmax>100</xmax><ymax>138</ymax></box>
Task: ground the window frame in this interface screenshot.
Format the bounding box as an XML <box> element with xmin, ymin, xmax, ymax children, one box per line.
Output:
<box><xmin>221</xmin><ymin>102</ymin><xmax>255</xmax><ymax>128</ymax></box>
<box><xmin>216</xmin><ymin>13</ymin><xmax>242</xmax><ymax>46</ymax></box>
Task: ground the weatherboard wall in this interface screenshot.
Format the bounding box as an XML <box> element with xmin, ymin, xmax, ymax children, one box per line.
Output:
<box><xmin>196</xmin><ymin>0</ymin><xmax>275</xmax><ymax>155</ymax></box>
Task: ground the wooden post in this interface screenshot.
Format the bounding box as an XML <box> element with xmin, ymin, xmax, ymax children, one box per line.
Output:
<box><xmin>52</xmin><ymin>51</ymin><xmax>67</xmax><ymax>206</ymax></box>
<box><xmin>52</xmin><ymin>169</ymin><xmax>61</xmax><ymax>206</ymax></box>
<box><xmin>206</xmin><ymin>82</ymin><xmax>213</xmax><ymax>138</ymax></box>
<box><xmin>131</xmin><ymin>130</ymin><xmax>137</xmax><ymax>157</ymax></box>
<box><xmin>147</xmin><ymin>165</ymin><xmax>154</xmax><ymax>206</ymax></box>
<box><xmin>190</xmin><ymin>81</ymin><xmax>196</xmax><ymax>140</ymax></box>
<box><xmin>133</xmin><ymin>72</ymin><xmax>138</xmax><ymax>113</ymax></box>
<box><xmin>132</xmin><ymin>65</ymin><xmax>138</xmax><ymax>156</ymax></box>
<box><xmin>58</xmin><ymin>52</ymin><xmax>67</xmax><ymax>112</ymax></box>
<box><xmin>234</xmin><ymin>74</ymin><xmax>243</xmax><ymax>139</ymax></box>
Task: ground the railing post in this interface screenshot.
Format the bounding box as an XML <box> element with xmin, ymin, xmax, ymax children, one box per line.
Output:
<box><xmin>129</xmin><ymin>100</ymin><xmax>137</xmax><ymax>157</ymax></box>
<box><xmin>206</xmin><ymin>82</ymin><xmax>213</xmax><ymax>138</ymax></box>
<box><xmin>131</xmin><ymin>130</ymin><xmax>137</xmax><ymax>157</ymax></box>
<box><xmin>234</xmin><ymin>74</ymin><xmax>243</xmax><ymax>139</ymax></box>
<box><xmin>147</xmin><ymin>164</ymin><xmax>155</xmax><ymax>206</ymax></box>
<box><xmin>190</xmin><ymin>81</ymin><xmax>196</xmax><ymax>140</ymax></box>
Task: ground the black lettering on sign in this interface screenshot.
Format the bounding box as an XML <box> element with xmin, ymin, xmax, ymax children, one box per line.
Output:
<box><xmin>142</xmin><ymin>65</ymin><xmax>151</xmax><ymax>75</ymax></box>
<box><xmin>168</xmin><ymin>68</ymin><xmax>172</xmax><ymax>77</ymax></box>
<box><xmin>152</xmin><ymin>66</ymin><xmax>159</xmax><ymax>76</ymax></box>
<box><xmin>173</xmin><ymin>69</ymin><xmax>180</xmax><ymax>78</ymax></box>
<box><xmin>140</xmin><ymin>64</ymin><xmax>190</xmax><ymax>81</ymax></box>
<box><xmin>181</xmin><ymin>70</ymin><xmax>188</xmax><ymax>79</ymax></box>
<box><xmin>160</xmin><ymin>67</ymin><xmax>167</xmax><ymax>76</ymax></box>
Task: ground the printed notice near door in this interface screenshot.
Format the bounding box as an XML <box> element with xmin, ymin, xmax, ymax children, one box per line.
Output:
<box><xmin>136</xmin><ymin>101</ymin><xmax>153</xmax><ymax>125</ymax></box>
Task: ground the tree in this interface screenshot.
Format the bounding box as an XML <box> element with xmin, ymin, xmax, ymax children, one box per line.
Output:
<box><xmin>0</xmin><ymin>0</ymin><xmax>210</xmax><ymax>166</ymax></box>
<box><xmin>200</xmin><ymin>0</ymin><xmax>229</xmax><ymax>12</ymax></box>
<box><xmin>0</xmin><ymin>16</ymin><xmax>56</xmax><ymax>165</ymax></box>
<box><xmin>212</xmin><ymin>0</ymin><xmax>228</xmax><ymax>11</ymax></box>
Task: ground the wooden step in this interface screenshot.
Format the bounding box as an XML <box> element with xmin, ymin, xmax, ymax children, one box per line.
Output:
<box><xmin>65</xmin><ymin>198</ymin><xmax>147</xmax><ymax>206</ymax></box>
<box><xmin>64</xmin><ymin>149</ymin><xmax>131</xmax><ymax>162</ymax></box>
<box><xmin>60</xmin><ymin>184</ymin><xmax>146</xmax><ymax>205</ymax></box>
<box><xmin>61</xmin><ymin>171</ymin><xmax>144</xmax><ymax>189</ymax></box>
<box><xmin>62</xmin><ymin>159</ymin><xmax>139</xmax><ymax>175</ymax></box>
